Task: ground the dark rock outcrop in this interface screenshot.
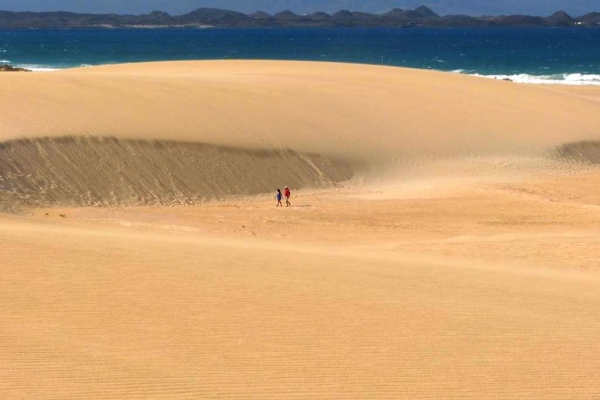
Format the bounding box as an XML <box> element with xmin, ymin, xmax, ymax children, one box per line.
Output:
<box><xmin>0</xmin><ymin>64</ymin><xmax>30</xmax><ymax>72</ymax></box>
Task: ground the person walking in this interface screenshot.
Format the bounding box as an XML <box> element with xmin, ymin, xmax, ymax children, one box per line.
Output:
<box><xmin>284</xmin><ymin>186</ymin><xmax>291</xmax><ymax>207</ymax></box>
<box><xmin>276</xmin><ymin>189</ymin><xmax>283</xmax><ymax>207</ymax></box>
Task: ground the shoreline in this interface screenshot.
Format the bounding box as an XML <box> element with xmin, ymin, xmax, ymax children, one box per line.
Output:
<box><xmin>6</xmin><ymin>60</ymin><xmax>600</xmax><ymax>86</ymax></box>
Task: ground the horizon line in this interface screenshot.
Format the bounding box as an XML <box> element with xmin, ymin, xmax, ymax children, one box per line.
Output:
<box><xmin>0</xmin><ymin>6</ymin><xmax>597</xmax><ymax>19</ymax></box>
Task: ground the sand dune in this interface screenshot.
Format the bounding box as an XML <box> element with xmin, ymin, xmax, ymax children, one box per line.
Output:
<box><xmin>2</xmin><ymin>61</ymin><xmax>600</xmax><ymax>208</ymax></box>
<box><xmin>2</xmin><ymin>61</ymin><xmax>600</xmax><ymax>398</ymax></box>
<box><xmin>2</xmin><ymin>61</ymin><xmax>600</xmax><ymax>161</ymax></box>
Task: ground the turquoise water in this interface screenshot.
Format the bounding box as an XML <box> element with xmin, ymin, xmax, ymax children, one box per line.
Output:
<box><xmin>1</xmin><ymin>27</ymin><xmax>599</xmax><ymax>84</ymax></box>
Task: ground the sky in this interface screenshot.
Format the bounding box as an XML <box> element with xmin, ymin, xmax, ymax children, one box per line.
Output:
<box><xmin>0</xmin><ymin>0</ymin><xmax>598</xmax><ymax>17</ymax></box>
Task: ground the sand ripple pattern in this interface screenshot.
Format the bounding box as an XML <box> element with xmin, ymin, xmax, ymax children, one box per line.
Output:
<box><xmin>555</xmin><ymin>141</ymin><xmax>600</xmax><ymax>164</ymax></box>
<box><xmin>2</xmin><ymin>220</ymin><xmax>600</xmax><ymax>399</ymax></box>
<box><xmin>0</xmin><ymin>136</ymin><xmax>352</xmax><ymax>212</ymax></box>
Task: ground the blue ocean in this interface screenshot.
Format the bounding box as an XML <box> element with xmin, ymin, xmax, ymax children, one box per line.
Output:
<box><xmin>1</xmin><ymin>27</ymin><xmax>599</xmax><ymax>84</ymax></box>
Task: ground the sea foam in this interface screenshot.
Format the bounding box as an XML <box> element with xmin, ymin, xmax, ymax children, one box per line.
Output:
<box><xmin>454</xmin><ymin>70</ymin><xmax>600</xmax><ymax>86</ymax></box>
<box><xmin>15</xmin><ymin>64</ymin><xmax>59</xmax><ymax>72</ymax></box>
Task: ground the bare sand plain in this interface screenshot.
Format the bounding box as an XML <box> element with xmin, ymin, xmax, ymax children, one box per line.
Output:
<box><xmin>1</xmin><ymin>61</ymin><xmax>600</xmax><ymax>398</ymax></box>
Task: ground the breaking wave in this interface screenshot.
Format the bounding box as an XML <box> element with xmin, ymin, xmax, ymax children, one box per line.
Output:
<box><xmin>454</xmin><ymin>70</ymin><xmax>600</xmax><ymax>86</ymax></box>
<box><xmin>16</xmin><ymin>64</ymin><xmax>59</xmax><ymax>72</ymax></box>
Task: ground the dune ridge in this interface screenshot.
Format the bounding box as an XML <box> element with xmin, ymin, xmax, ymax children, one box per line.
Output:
<box><xmin>2</xmin><ymin>135</ymin><xmax>599</xmax><ymax>213</ymax></box>
<box><xmin>0</xmin><ymin>136</ymin><xmax>352</xmax><ymax>212</ymax></box>
<box><xmin>2</xmin><ymin>61</ymin><xmax>600</xmax><ymax>161</ymax></box>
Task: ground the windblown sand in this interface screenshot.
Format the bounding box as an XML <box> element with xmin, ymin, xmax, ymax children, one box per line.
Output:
<box><xmin>1</xmin><ymin>61</ymin><xmax>600</xmax><ymax>398</ymax></box>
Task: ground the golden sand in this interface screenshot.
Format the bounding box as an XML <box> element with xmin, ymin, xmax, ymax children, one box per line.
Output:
<box><xmin>1</xmin><ymin>61</ymin><xmax>599</xmax><ymax>159</ymax></box>
<box><xmin>2</xmin><ymin>61</ymin><xmax>600</xmax><ymax>398</ymax></box>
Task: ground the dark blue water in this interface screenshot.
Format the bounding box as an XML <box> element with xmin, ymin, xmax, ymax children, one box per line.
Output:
<box><xmin>1</xmin><ymin>28</ymin><xmax>599</xmax><ymax>83</ymax></box>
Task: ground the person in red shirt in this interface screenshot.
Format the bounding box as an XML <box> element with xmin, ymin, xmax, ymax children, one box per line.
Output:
<box><xmin>284</xmin><ymin>186</ymin><xmax>291</xmax><ymax>207</ymax></box>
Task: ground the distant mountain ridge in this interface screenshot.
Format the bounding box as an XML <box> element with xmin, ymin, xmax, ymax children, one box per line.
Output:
<box><xmin>2</xmin><ymin>0</ymin><xmax>598</xmax><ymax>17</ymax></box>
<box><xmin>0</xmin><ymin>6</ymin><xmax>599</xmax><ymax>28</ymax></box>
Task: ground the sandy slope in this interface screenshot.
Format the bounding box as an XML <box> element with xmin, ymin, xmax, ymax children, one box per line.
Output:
<box><xmin>2</xmin><ymin>61</ymin><xmax>600</xmax><ymax>398</ymax></box>
<box><xmin>1</xmin><ymin>61</ymin><xmax>600</xmax><ymax>160</ymax></box>
<box><xmin>3</xmin><ymin>179</ymin><xmax>600</xmax><ymax>398</ymax></box>
<box><xmin>2</xmin><ymin>60</ymin><xmax>600</xmax><ymax>208</ymax></box>
<box><xmin>0</xmin><ymin>136</ymin><xmax>352</xmax><ymax>212</ymax></box>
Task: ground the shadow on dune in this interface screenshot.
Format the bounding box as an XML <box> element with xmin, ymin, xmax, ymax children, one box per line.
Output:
<box><xmin>0</xmin><ymin>136</ymin><xmax>353</xmax><ymax>213</ymax></box>
<box><xmin>554</xmin><ymin>141</ymin><xmax>600</xmax><ymax>164</ymax></box>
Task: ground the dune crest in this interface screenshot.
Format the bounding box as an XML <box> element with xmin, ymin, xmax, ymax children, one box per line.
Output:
<box><xmin>1</xmin><ymin>61</ymin><xmax>600</xmax><ymax>162</ymax></box>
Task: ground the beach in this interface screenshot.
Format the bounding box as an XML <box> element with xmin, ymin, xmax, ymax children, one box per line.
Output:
<box><xmin>2</xmin><ymin>61</ymin><xmax>600</xmax><ymax>398</ymax></box>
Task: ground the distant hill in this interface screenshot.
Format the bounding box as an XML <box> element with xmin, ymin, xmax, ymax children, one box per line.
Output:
<box><xmin>546</xmin><ymin>10</ymin><xmax>576</xmax><ymax>26</ymax></box>
<box><xmin>0</xmin><ymin>6</ymin><xmax>598</xmax><ymax>28</ymax></box>
<box><xmin>579</xmin><ymin>12</ymin><xmax>600</xmax><ymax>24</ymax></box>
